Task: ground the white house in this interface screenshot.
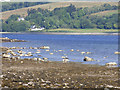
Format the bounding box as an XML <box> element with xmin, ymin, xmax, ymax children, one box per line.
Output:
<box><xmin>30</xmin><ymin>27</ymin><xmax>45</xmax><ymax>31</ymax></box>
<box><xmin>30</xmin><ymin>25</ymin><xmax>45</xmax><ymax>31</ymax></box>
<box><xmin>18</xmin><ymin>17</ymin><xmax>25</xmax><ymax>21</ymax></box>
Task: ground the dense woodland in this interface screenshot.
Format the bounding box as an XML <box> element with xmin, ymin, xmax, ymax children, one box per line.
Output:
<box><xmin>2</xmin><ymin>2</ymin><xmax>50</xmax><ymax>12</ymax></box>
<box><xmin>2</xmin><ymin>3</ymin><xmax>119</xmax><ymax>32</ymax></box>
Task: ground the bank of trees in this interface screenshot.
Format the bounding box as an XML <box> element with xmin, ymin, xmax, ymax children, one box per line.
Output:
<box><xmin>2</xmin><ymin>15</ymin><xmax>30</xmax><ymax>32</ymax></box>
<box><xmin>2</xmin><ymin>4</ymin><xmax>119</xmax><ymax>32</ymax></box>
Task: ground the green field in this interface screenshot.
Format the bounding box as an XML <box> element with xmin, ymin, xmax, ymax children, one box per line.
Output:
<box><xmin>42</xmin><ymin>28</ymin><xmax>119</xmax><ymax>33</ymax></box>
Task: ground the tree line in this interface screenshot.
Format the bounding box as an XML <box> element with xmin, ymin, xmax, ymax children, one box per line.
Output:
<box><xmin>2</xmin><ymin>3</ymin><xmax>119</xmax><ymax>32</ymax></box>
<box><xmin>2</xmin><ymin>2</ymin><xmax>50</xmax><ymax>12</ymax></box>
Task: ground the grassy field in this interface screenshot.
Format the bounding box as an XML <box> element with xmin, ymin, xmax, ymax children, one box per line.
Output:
<box><xmin>43</xmin><ymin>28</ymin><xmax>119</xmax><ymax>33</ymax></box>
<box><xmin>1</xmin><ymin>2</ymin><xmax>118</xmax><ymax>20</ymax></box>
<box><xmin>90</xmin><ymin>10</ymin><xmax>118</xmax><ymax>16</ymax></box>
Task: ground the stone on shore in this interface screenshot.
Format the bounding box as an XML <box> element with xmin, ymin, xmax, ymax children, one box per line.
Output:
<box><xmin>114</xmin><ymin>51</ymin><xmax>120</xmax><ymax>54</ymax></box>
<box><xmin>105</xmin><ymin>62</ymin><xmax>117</xmax><ymax>66</ymax></box>
<box><xmin>2</xmin><ymin>54</ymin><xmax>10</xmax><ymax>58</ymax></box>
<box><xmin>62</xmin><ymin>57</ymin><xmax>69</xmax><ymax>63</ymax></box>
<box><xmin>40</xmin><ymin>46</ymin><xmax>50</xmax><ymax>49</ymax></box>
<box><xmin>83</xmin><ymin>56</ymin><xmax>94</xmax><ymax>61</ymax></box>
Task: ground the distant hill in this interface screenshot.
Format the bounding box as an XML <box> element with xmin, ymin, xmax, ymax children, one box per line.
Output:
<box><xmin>2</xmin><ymin>2</ymin><xmax>119</xmax><ymax>32</ymax></box>
<box><xmin>2</xmin><ymin>2</ymin><xmax>50</xmax><ymax>12</ymax></box>
<box><xmin>8</xmin><ymin>0</ymin><xmax>120</xmax><ymax>2</ymax></box>
<box><xmin>1</xmin><ymin>1</ymin><xmax>118</xmax><ymax>20</ymax></box>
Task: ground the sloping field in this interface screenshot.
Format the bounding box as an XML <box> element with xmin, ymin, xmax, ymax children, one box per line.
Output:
<box><xmin>1</xmin><ymin>2</ymin><xmax>118</xmax><ymax>20</ymax></box>
<box><xmin>90</xmin><ymin>10</ymin><xmax>118</xmax><ymax>16</ymax></box>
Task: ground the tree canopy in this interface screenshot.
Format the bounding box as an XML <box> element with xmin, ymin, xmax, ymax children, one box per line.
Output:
<box><xmin>2</xmin><ymin>3</ymin><xmax>119</xmax><ymax>32</ymax></box>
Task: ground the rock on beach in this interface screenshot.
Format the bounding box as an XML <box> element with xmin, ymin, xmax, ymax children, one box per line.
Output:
<box><xmin>83</xmin><ymin>56</ymin><xmax>95</xmax><ymax>61</ymax></box>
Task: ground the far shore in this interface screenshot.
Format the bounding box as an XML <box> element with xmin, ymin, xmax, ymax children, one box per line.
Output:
<box><xmin>0</xmin><ymin>32</ymin><xmax>119</xmax><ymax>35</ymax></box>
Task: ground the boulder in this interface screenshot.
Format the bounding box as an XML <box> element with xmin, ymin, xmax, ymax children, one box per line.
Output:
<box><xmin>10</xmin><ymin>52</ymin><xmax>17</xmax><ymax>56</ymax></box>
<box><xmin>83</xmin><ymin>56</ymin><xmax>94</xmax><ymax>61</ymax></box>
<box><xmin>43</xmin><ymin>57</ymin><xmax>48</xmax><ymax>60</ymax></box>
<box><xmin>2</xmin><ymin>54</ymin><xmax>10</xmax><ymax>58</ymax></box>
<box><xmin>6</xmin><ymin>49</ymin><xmax>12</xmax><ymax>53</ymax></box>
<box><xmin>63</xmin><ymin>58</ymin><xmax>69</xmax><ymax>63</ymax></box>
<box><xmin>46</xmin><ymin>50</ymin><xmax>50</xmax><ymax>51</ymax></box>
<box><xmin>105</xmin><ymin>62</ymin><xmax>117</xmax><ymax>66</ymax></box>
<box><xmin>16</xmin><ymin>57</ymin><xmax>20</xmax><ymax>59</ymax></box>
<box><xmin>50</xmin><ymin>53</ymin><xmax>53</xmax><ymax>55</ymax></box>
<box><xmin>70</xmin><ymin>49</ymin><xmax>74</xmax><ymax>52</ymax></box>
<box><xmin>114</xmin><ymin>51</ymin><xmax>120</xmax><ymax>54</ymax></box>
<box><xmin>32</xmin><ymin>58</ymin><xmax>38</xmax><ymax>61</ymax></box>
<box><xmin>81</xmin><ymin>52</ymin><xmax>86</xmax><ymax>54</ymax></box>
<box><xmin>10</xmin><ymin>57</ymin><xmax>16</xmax><ymax>60</ymax></box>
<box><xmin>37</xmin><ymin>58</ymin><xmax>42</xmax><ymax>61</ymax></box>
<box><xmin>86</xmin><ymin>52</ymin><xmax>92</xmax><ymax>54</ymax></box>
<box><xmin>40</xmin><ymin>46</ymin><xmax>50</xmax><ymax>49</ymax></box>
<box><xmin>34</xmin><ymin>47</ymin><xmax>38</xmax><ymax>49</ymax></box>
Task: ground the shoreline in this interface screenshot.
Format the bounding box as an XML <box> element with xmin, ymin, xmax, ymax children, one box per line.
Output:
<box><xmin>0</xmin><ymin>37</ymin><xmax>26</xmax><ymax>42</ymax></box>
<box><xmin>0</xmin><ymin>32</ymin><xmax>119</xmax><ymax>35</ymax></box>
<box><xmin>40</xmin><ymin>32</ymin><xmax>119</xmax><ymax>35</ymax></box>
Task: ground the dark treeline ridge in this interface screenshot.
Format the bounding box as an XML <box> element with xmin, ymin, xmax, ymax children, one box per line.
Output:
<box><xmin>2</xmin><ymin>3</ymin><xmax>119</xmax><ymax>32</ymax></box>
<box><xmin>2</xmin><ymin>2</ymin><xmax>50</xmax><ymax>12</ymax></box>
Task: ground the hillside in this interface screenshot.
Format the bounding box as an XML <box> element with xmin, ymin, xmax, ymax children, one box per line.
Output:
<box><xmin>1</xmin><ymin>2</ymin><xmax>118</xmax><ymax>20</ymax></box>
<box><xmin>90</xmin><ymin>10</ymin><xmax>118</xmax><ymax>16</ymax></box>
<box><xmin>2</xmin><ymin>2</ymin><xmax>50</xmax><ymax>12</ymax></box>
<box><xmin>2</xmin><ymin>3</ymin><xmax>119</xmax><ymax>32</ymax></box>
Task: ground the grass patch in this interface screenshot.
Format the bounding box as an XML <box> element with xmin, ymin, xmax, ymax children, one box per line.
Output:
<box><xmin>90</xmin><ymin>10</ymin><xmax>118</xmax><ymax>16</ymax></box>
<box><xmin>44</xmin><ymin>28</ymin><xmax>119</xmax><ymax>33</ymax></box>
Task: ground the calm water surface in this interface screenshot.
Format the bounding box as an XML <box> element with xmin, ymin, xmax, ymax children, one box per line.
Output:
<box><xmin>2</xmin><ymin>33</ymin><xmax>118</xmax><ymax>66</ymax></box>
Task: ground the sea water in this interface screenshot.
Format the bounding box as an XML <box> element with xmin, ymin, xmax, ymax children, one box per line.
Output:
<box><xmin>2</xmin><ymin>33</ymin><xmax>118</xmax><ymax>66</ymax></box>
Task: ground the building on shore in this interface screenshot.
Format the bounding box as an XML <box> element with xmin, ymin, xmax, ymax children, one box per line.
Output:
<box><xmin>30</xmin><ymin>25</ymin><xmax>45</xmax><ymax>31</ymax></box>
<box><xmin>30</xmin><ymin>28</ymin><xmax>45</xmax><ymax>31</ymax></box>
